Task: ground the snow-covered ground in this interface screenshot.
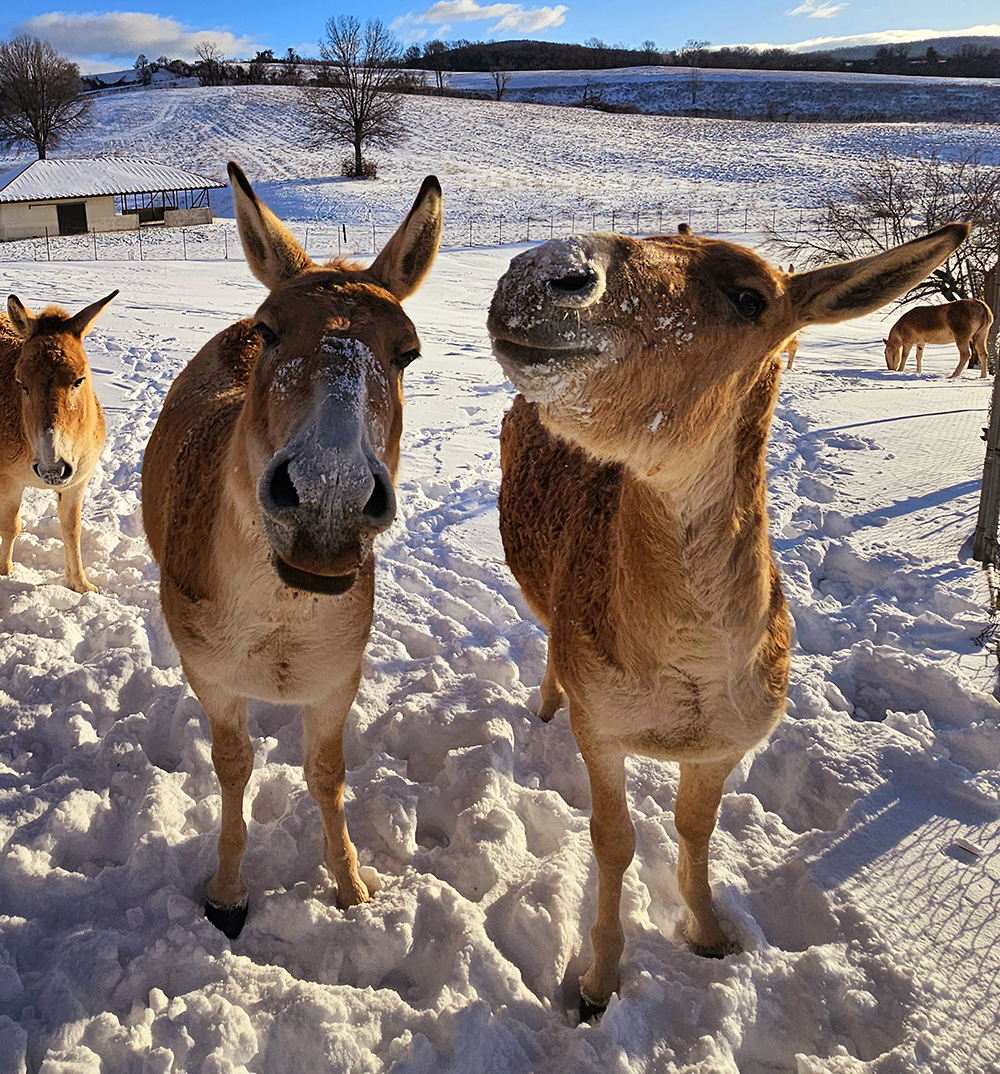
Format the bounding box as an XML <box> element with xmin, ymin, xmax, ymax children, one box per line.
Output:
<box><xmin>1</xmin><ymin>84</ymin><xmax>999</xmax><ymax>1074</ymax></box>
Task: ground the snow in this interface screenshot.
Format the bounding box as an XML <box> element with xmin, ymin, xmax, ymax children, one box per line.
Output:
<box><xmin>1</xmin><ymin>81</ymin><xmax>1000</xmax><ymax>1074</ymax></box>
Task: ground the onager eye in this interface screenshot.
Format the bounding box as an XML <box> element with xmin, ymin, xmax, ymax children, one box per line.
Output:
<box><xmin>394</xmin><ymin>349</ymin><xmax>420</xmax><ymax>370</ymax></box>
<box><xmin>73</xmin><ymin>376</ymin><xmax>85</xmax><ymax>388</ymax></box>
<box><xmin>255</xmin><ymin>322</ymin><xmax>279</xmax><ymax>349</ymax></box>
<box><xmin>726</xmin><ymin>289</ymin><xmax>767</xmax><ymax>321</ymax></box>
<box><xmin>17</xmin><ymin>381</ymin><xmax>28</xmax><ymax>396</ymax></box>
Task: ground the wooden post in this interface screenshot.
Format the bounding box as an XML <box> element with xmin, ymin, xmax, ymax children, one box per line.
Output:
<box><xmin>974</xmin><ymin>372</ymin><xmax>1000</xmax><ymax>564</ymax></box>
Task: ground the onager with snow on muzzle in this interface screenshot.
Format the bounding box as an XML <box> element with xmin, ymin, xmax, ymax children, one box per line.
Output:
<box><xmin>489</xmin><ymin>221</ymin><xmax>969</xmax><ymax>1017</ymax></box>
<box><xmin>142</xmin><ymin>162</ymin><xmax>442</xmax><ymax>938</ymax></box>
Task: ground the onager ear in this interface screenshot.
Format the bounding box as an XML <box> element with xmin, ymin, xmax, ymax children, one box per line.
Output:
<box><xmin>788</xmin><ymin>222</ymin><xmax>970</xmax><ymax>327</ymax></box>
<box><xmin>66</xmin><ymin>290</ymin><xmax>119</xmax><ymax>337</ymax></box>
<box><xmin>7</xmin><ymin>295</ymin><xmax>37</xmax><ymax>340</ymax></box>
<box><xmin>367</xmin><ymin>175</ymin><xmax>443</xmax><ymax>301</ymax></box>
<box><xmin>228</xmin><ymin>161</ymin><xmax>313</xmax><ymax>289</ymax></box>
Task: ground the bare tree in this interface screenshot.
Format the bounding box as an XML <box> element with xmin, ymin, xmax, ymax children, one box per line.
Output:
<box><xmin>301</xmin><ymin>16</ymin><xmax>406</xmax><ymax>179</ymax></box>
<box><xmin>134</xmin><ymin>53</ymin><xmax>152</xmax><ymax>86</ymax></box>
<box><xmin>423</xmin><ymin>39</ymin><xmax>449</xmax><ymax>93</ymax></box>
<box><xmin>195</xmin><ymin>41</ymin><xmax>227</xmax><ymax>87</ymax></box>
<box><xmin>0</xmin><ymin>36</ymin><xmax>91</xmax><ymax>159</ymax></box>
<box><xmin>489</xmin><ymin>66</ymin><xmax>512</xmax><ymax>101</ymax></box>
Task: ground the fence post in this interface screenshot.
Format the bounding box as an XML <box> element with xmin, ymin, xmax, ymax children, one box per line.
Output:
<box><xmin>45</xmin><ymin>228</ymin><xmax>51</xmax><ymax>261</ymax></box>
<box><xmin>92</xmin><ymin>228</ymin><xmax>97</xmax><ymax>261</ymax></box>
<box><xmin>975</xmin><ymin>373</ymin><xmax>1000</xmax><ymax>565</ymax></box>
<box><xmin>499</xmin><ymin>215</ymin><xmax>503</xmax><ymax>245</ymax></box>
<box><xmin>182</xmin><ymin>229</ymin><xmax>187</xmax><ymax>260</ymax></box>
<box><xmin>611</xmin><ymin>210</ymin><xmax>616</xmax><ymax>232</ymax></box>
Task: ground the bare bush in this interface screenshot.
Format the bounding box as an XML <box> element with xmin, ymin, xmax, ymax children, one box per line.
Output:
<box><xmin>773</xmin><ymin>150</ymin><xmax>1000</xmax><ymax>307</ymax></box>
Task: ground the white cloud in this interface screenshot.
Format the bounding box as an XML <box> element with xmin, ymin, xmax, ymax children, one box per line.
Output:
<box><xmin>739</xmin><ymin>23</ymin><xmax>1000</xmax><ymax>52</ymax></box>
<box><xmin>785</xmin><ymin>0</ymin><xmax>848</xmax><ymax>19</ymax></box>
<box><xmin>392</xmin><ymin>1</ymin><xmax>567</xmax><ymax>38</ymax></box>
<box><xmin>12</xmin><ymin>12</ymin><xmax>260</xmax><ymax>72</ymax></box>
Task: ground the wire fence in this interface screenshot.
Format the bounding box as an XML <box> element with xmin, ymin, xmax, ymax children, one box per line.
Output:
<box><xmin>0</xmin><ymin>202</ymin><xmax>812</xmax><ymax>263</ymax></box>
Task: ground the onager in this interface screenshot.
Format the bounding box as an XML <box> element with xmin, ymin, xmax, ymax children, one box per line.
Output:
<box><xmin>489</xmin><ymin>222</ymin><xmax>968</xmax><ymax>1016</ymax></box>
<box><xmin>142</xmin><ymin>162</ymin><xmax>442</xmax><ymax>938</ymax></box>
<box><xmin>883</xmin><ymin>298</ymin><xmax>993</xmax><ymax>377</ymax></box>
<box><xmin>1</xmin><ymin>290</ymin><xmax>116</xmax><ymax>592</ymax></box>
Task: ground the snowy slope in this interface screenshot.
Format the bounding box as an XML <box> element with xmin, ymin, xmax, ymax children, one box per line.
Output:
<box><xmin>0</xmin><ymin>86</ymin><xmax>999</xmax><ymax>1074</ymax></box>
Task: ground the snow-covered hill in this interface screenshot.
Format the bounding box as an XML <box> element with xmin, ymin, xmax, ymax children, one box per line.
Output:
<box><xmin>0</xmin><ymin>86</ymin><xmax>998</xmax><ymax>1074</ymax></box>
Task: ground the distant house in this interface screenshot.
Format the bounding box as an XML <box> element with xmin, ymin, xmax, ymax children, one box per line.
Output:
<box><xmin>0</xmin><ymin>158</ymin><xmax>226</xmax><ymax>241</ymax></box>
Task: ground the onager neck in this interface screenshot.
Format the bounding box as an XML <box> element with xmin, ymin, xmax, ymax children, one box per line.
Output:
<box><xmin>624</xmin><ymin>357</ymin><xmax>780</xmax><ymax>639</ymax></box>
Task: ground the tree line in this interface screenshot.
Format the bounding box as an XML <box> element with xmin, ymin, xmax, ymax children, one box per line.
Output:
<box><xmin>401</xmin><ymin>37</ymin><xmax>1000</xmax><ymax>81</ymax></box>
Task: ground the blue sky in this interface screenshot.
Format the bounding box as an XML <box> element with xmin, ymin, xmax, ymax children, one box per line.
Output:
<box><xmin>2</xmin><ymin>1</ymin><xmax>999</xmax><ymax>73</ymax></box>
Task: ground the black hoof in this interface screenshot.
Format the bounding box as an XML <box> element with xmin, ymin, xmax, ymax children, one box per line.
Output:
<box><xmin>690</xmin><ymin>937</ymin><xmax>739</xmax><ymax>959</ymax></box>
<box><xmin>579</xmin><ymin>995</ymin><xmax>608</xmax><ymax>1023</ymax></box>
<box><xmin>205</xmin><ymin>898</ymin><xmax>248</xmax><ymax>939</ymax></box>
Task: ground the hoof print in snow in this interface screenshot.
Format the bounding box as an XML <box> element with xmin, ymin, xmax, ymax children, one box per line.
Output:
<box><xmin>205</xmin><ymin>898</ymin><xmax>249</xmax><ymax>939</ymax></box>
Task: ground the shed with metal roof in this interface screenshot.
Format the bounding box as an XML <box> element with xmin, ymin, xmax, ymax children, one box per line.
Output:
<box><xmin>0</xmin><ymin>158</ymin><xmax>227</xmax><ymax>241</ymax></box>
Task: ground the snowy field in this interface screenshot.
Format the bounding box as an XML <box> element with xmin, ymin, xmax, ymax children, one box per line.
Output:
<box><xmin>1</xmin><ymin>84</ymin><xmax>999</xmax><ymax>1073</ymax></box>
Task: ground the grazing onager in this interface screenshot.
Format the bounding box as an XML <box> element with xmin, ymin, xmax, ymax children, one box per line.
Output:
<box><xmin>142</xmin><ymin>162</ymin><xmax>442</xmax><ymax>938</ymax></box>
<box><xmin>1</xmin><ymin>290</ymin><xmax>115</xmax><ymax>592</ymax></box>
<box><xmin>489</xmin><ymin>222</ymin><xmax>968</xmax><ymax>1016</ymax></box>
<box><xmin>883</xmin><ymin>298</ymin><xmax>993</xmax><ymax>377</ymax></box>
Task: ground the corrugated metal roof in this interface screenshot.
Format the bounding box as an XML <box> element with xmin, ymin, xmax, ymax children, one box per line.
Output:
<box><xmin>0</xmin><ymin>158</ymin><xmax>227</xmax><ymax>203</ymax></box>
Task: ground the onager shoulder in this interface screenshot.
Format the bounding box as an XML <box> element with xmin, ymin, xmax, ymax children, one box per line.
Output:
<box><xmin>142</xmin><ymin>319</ymin><xmax>260</xmax><ymax>586</ymax></box>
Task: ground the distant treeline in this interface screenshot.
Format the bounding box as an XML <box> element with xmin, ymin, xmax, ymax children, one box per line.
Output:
<box><xmin>402</xmin><ymin>38</ymin><xmax>1000</xmax><ymax>80</ymax></box>
<box><xmin>80</xmin><ymin>36</ymin><xmax>1000</xmax><ymax>95</ymax></box>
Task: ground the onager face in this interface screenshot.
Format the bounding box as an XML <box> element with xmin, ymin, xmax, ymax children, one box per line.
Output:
<box><xmin>883</xmin><ymin>337</ymin><xmax>901</xmax><ymax>370</ymax></box>
<box><xmin>487</xmin><ymin>233</ymin><xmax>797</xmax><ymax>479</ymax></box>
<box><xmin>9</xmin><ymin>294</ymin><xmax>114</xmax><ymax>489</ymax></box>
<box><xmin>245</xmin><ymin>271</ymin><xmax>421</xmax><ymax>595</ymax></box>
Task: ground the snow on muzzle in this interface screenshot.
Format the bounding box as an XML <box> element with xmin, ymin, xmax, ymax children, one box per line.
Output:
<box><xmin>256</xmin><ymin>351</ymin><xmax>396</xmax><ymax>595</ymax></box>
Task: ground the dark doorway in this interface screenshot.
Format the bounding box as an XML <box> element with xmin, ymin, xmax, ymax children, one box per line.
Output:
<box><xmin>56</xmin><ymin>201</ymin><xmax>88</xmax><ymax>235</ymax></box>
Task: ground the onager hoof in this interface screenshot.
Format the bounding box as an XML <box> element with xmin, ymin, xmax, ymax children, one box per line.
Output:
<box><xmin>335</xmin><ymin>876</ymin><xmax>371</xmax><ymax>910</ymax></box>
<box><xmin>688</xmin><ymin>932</ymin><xmax>740</xmax><ymax>959</ymax></box>
<box><xmin>205</xmin><ymin>897</ymin><xmax>249</xmax><ymax>939</ymax></box>
<box><xmin>578</xmin><ymin>992</ymin><xmax>608</xmax><ymax>1023</ymax></box>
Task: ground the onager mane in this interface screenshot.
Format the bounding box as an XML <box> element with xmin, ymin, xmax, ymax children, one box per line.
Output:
<box><xmin>883</xmin><ymin>297</ymin><xmax>993</xmax><ymax>377</ymax></box>
<box><xmin>141</xmin><ymin>162</ymin><xmax>442</xmax><ymax>938</ymax></box>
<box><xmin>0</xmin><ymin>290</ymin><xmax>116</xmax><ymax>592</ymax></box>
<box><xmin>489</xmin><ymin>222</ymin><xmax>969</xmax><ymax>1017</ymax></box>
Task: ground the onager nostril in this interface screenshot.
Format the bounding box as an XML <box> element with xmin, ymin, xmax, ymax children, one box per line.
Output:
<box><xmin>362</xmin><ymin>471</ymin><xmax>393</xmax><ymax>524</ymax></box>
<box><xmin>59</xmin><ymin>462</ymin><xmax>72</xmax><ymax>481</ymax></box>
<box><xmin>549</xmin><ymin>270</ymin><xmax>595</xmax><ymax>295</ymax></box>
<box><xmin>268</xmin><ymin>458</ymin><xmax>300</xmax><ymax>509</ymax></box>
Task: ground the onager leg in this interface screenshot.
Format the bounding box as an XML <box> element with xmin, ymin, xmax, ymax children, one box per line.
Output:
<box><xmin>676</xmin><ymin>758</ymin><xmax>739</xmax><ymax>955</ymax></box>
<box><xmin>303</xmin><ymin>677</ymin><xmax>370</xmax><ymax>910</ymax></box>
<box><xmin>538</xmin><ymin>646</ymin><xmax>564</xmax><ymax>722</ymax></box>
<box><xmin>898</xmin><ymin>344</ymin><xmax>912</xmax><ymax>372</ymax></box>
<box><xmin>57</xmin><ymin>486</ymin><xmax>97</xmax><ymax>594</ymax></box>
<box><xmin>192</xmin><ymin>673</ymin><xmax>254</xmax><ymax>938</ymax></box>
<box><xmin>949</xmin><ymin>340</ymin><xmax>973</xmax><ymax>378</ymax></box>
<box><xmin>0</xmin><ymin>484</ymin><xmax>23</xmax><ymax>576</ymax></box>
<box><xmin>576</xmin><ymin>729</ymin><xmax>635</xmax><ymax>1015</ymax></box>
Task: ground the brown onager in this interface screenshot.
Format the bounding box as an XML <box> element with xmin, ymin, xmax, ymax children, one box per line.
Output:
<box><xmin>883</xmin><ymin>297</ymin><xmax>993</xmax><ymax>376</ymax></box>
<box><xmin>1</xmin><ymin>290</ymin><xmax>116</xmax><ymax>592</ymax></box>
<box><xmin>488</xmin><ymin>222</ymin><xmax>968</xmax><ymax>1016</ymax></box>
<box><xmin>141</xmin><ymin>162</ymin><xmax>442</xmax><ymax>938</ymax></box>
